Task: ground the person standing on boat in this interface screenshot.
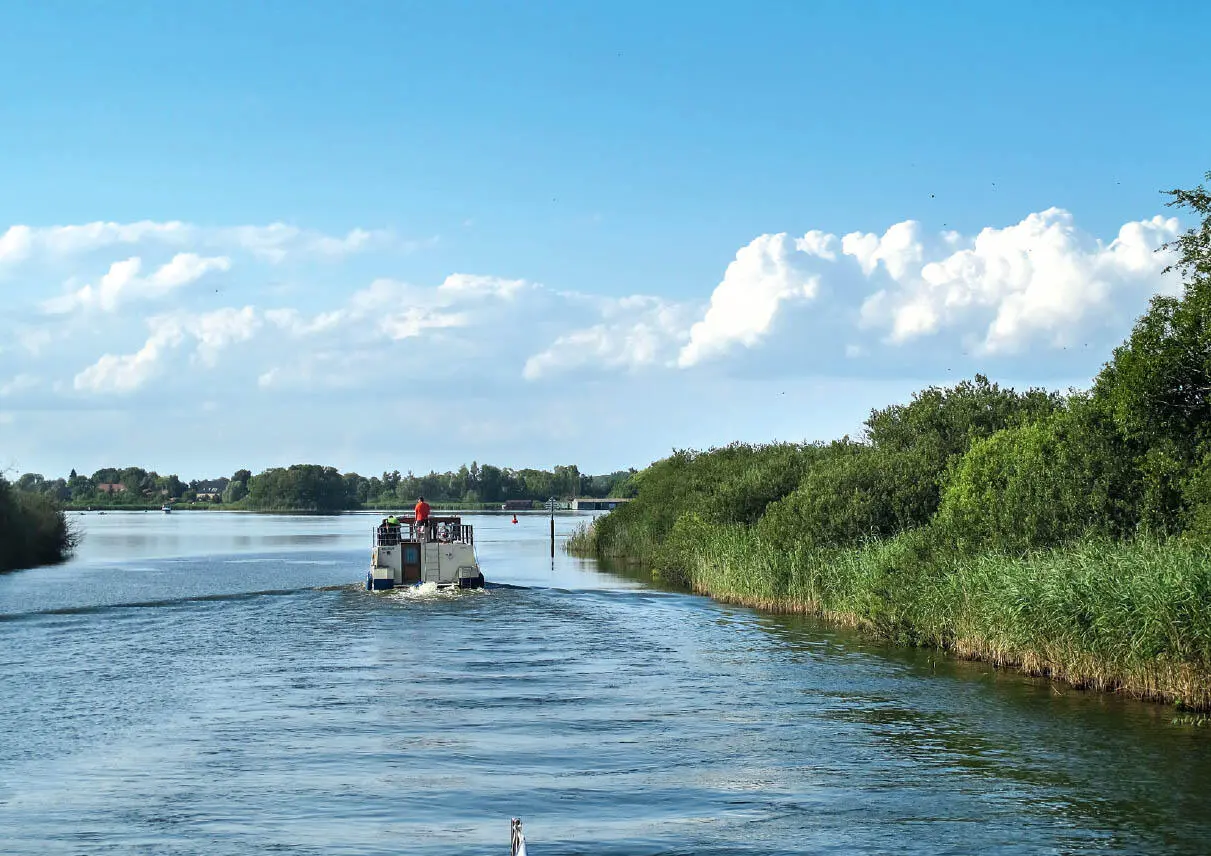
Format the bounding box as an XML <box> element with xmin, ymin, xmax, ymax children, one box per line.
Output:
<box><xmin>414</xmin><ymin>496</ymin><xmax>432</xmax><ymax>540</ymax></box>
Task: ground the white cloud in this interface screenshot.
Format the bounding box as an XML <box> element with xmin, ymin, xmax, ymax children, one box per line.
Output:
<box><xmin>30</xmin><ymin>207</ymin><xmax>1186</xmax><ymax>408</ymax></box>
<box><xmin>73</xmin><ymin>306</ymin><xmax>260</xmax><ymax>393</ymax></box>
<box><xmin>380</xmin><ymin>307</ymin><xmax>468</xmax><ymax>340</ymax></box>
<box><xmin>149</xmin><ymin>253</ymin><xmax>231</xmax><ymax>289</ymax></box>
<box><xmin>524</xmin><ymin>296</ymin><xmax>694</xmax><ymax>380</ymax></box>
<box><xmin>0</xmin><ymin>220</ymin><xmax>397</xmax><ymax>270</ymax></box>
<box><xmin>215</xmin><ymin>224</ymin><xmax>392</xmax><ymax>262</ymax></box>
<box><xmin>841</xmin><ymin>220</ymin><xmax>926</xmax><ymax>280</ymax></box>
<box><xmin>264</xmin><ymin>274</ymin><xmax>530</xmax><ymax>344</ymax></box>
<box><xmin>677</xmin><ymin>233</ymin><xmax>821</xmax><ymax>368</ymax></box>
<box><xmin>42</xmin><ymin>253</ymin><xmax>231</xmax><ymax>313</ymax></box>
<box><xmin>188</xmin><ymin>306</ymin><xmax>260</xmax><ymax>366</ymax></box>
<box><xmin>8</xmin><ymin>221</ymin><xmax>189</xmax><ymax>260</ymax></box>
<box><xmin>0</xmin><ymin>225</ymin><xmax>34</xmax><ymax>264</ymax></box>
<box><xmin>73</xmin><ymin>321</ymin><xmax>185</xmax><ymax>394</ymax></box>
<box><xmin>857</xmin><ymin>208</ymin><xmax>1180</xmax><ymax>352</ymax></box>
<box><xmin>437</xmin><ymin>273</ymin><xmax>529</xmax><ymax>300</ymax></box>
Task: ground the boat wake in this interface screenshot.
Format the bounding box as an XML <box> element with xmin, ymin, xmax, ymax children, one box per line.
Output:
<box><xmin>383</xmin><ymin>581</ymin><xmax>490</xmax><ymax>601</ymax></box>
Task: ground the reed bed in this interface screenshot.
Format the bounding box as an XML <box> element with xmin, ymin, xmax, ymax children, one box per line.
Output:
<box><xmin>574</xmin><ymin>516</ymin><xmax>1211</xmax><ymax>709</ymax></box>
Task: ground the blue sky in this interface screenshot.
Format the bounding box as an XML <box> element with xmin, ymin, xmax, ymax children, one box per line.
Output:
<box><xmin>1</xmin><ymin>1</ymin><xmax>1208</xmax><ymax>480</ymax></box>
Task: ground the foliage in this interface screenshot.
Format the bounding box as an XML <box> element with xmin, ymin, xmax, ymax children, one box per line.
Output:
<box><xmin>0</xmin><ymin>475</ymin><xmax>78</xmax><ymax>571</ymax></box>
<box><xmin>1093</xmin><ymin>278</ymin><xmax>1211</xmax><ymax>463</ymax></box>
<box><xmin>759</xmin><ymin>442</ymin><xmax>928</xmax><ymax>549</ymax></box>
<box><xmin>936</xmin><ymin>398</ymin><xmax>1138</xmax><ymax>553</ymax></box>
<box><xmin>246</xmin><ymin>465</ymin><xmax>353</xmax><ymax>511</ymax></box>
<box><xmin>587</xmin><ymin>443</ymin><xmax>818</xmax><ymax>562</ymax></box>
<box><xmin>1160</xmin><ymin>170</ymin><xmax>1211</xmax><ymax>281</ymax></box>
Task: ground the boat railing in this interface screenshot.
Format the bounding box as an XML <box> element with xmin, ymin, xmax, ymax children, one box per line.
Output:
<box><xmin>373</xmin><ymin>516</ymin><xmax>474</xmax><ymax>547</ymax></box>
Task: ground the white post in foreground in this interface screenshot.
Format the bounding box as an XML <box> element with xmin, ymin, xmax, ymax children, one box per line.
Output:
<box><xmin>511</xmin><ymin>817</ymin><xmax>528</xmax><ymax>856</ymax></box>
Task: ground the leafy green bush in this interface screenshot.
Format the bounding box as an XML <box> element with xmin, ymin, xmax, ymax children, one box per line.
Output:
<box><xmin>0</xmin><ymin>477</ymin><xmax>78</xmax><ymax>571</ymax></box>
<box><xmin>936</xmin><ymin>401</ymin><xmax>1135</xmax><ymax>553</ymax></box>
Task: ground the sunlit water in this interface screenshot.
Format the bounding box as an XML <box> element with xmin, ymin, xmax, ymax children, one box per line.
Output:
<box><xmin>2</xmin><ymin>510</ymin><xmax>1210</xmax><ymax>855</ymax></box>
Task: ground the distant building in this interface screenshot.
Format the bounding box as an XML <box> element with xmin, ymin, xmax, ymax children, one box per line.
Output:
<box><xmin>502</xmin><ymin>500</ymin><xmax>534</xmax><ymax>511</ymax></box>
<box><xmin>194</xmin><ymin>479</ymin><xmax>229</xmax><ymax>501</ymax></box>
<box><xmin>96</xmin><ymin>483</ymin><xmax>127</xmax><ymax>494</ymax></box>
<box><xmin>572</xmin><ymin>498</ymin><xmax>631</xmax><ymax>511</ymax></box>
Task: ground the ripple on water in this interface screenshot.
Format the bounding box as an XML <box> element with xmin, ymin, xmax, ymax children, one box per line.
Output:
<box><xmin>2</xmin><ymin>519</ymin><xmax>1211</xmax><ymax>855</ymax></box>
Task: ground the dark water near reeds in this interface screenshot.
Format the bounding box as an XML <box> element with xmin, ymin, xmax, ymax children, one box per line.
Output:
<box><xmin>2</xmin><ymin>510</ymin><xmax>1210</xmax><ymax>855</ymax></box>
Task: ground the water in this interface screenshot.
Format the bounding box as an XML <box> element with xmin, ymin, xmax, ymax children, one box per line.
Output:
<box><xmin>2</xmin><ymin>511</ymin><xmax>1210</xmax><ymax>855</ymax></box>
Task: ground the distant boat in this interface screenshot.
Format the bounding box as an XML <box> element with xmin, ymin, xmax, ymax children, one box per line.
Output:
<box><xmin>162</xmin><ymin>504</ymin><xmax>172</xmax><ymax>514</ymax></box>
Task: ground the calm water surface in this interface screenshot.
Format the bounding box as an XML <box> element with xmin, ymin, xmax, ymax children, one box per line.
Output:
<box><xmin>2</xmin><ymin>510</ymin><xmax>1210</xmax><ymax>855</ymax></box>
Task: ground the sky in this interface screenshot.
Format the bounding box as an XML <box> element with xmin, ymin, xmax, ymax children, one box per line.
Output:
<box><xmin>1</xmin><ymin>0</ymin><xmax>1209</xmax><ymax>481</ymax></box>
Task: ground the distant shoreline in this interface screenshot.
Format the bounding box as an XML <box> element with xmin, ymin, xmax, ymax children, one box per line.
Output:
<box><xmin>67</xmin><ymin>505</ymin><xmax>593</xmax><ymax>515</ymax></box>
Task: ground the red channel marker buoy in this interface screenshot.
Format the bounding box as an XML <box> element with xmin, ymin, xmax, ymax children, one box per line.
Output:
<box><xmin>511</xmin><ymin>515</ymin><xmax>518</xmax><ymax>524</ymax></box>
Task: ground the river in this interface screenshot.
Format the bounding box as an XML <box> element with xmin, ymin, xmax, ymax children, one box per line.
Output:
<box><xmin>1</xmin><ymin>510</ymin><xmax>1209</xmax><ymax>855</ymax></box>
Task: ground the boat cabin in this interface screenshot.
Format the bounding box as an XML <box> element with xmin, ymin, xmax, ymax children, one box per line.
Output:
<box><xmin>368</xmin><ymin>513</ymin><xmax>484</xmax><ymax>590</ymax></box>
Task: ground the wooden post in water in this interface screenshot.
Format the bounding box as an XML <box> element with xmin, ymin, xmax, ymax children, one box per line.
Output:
<box><xmin>548</xmin><ymin>496</ymin><xmax>555</xmax><ymax>557</ymax></box>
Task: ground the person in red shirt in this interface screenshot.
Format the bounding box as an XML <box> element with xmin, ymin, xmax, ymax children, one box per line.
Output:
<box><xmin>414</xmin><ymin>495</ymin><xmax>432</xmax><ymax>539</ymax></box>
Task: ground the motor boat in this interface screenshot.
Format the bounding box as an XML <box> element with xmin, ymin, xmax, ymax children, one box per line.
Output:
<box><xmin>367</xmin><ymin>513</ymin><xmax>484</xmax><ymax>591</ymax></box>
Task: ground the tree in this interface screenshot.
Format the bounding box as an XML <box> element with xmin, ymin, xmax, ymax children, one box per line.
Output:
<box><xmin>222</xmin><ymin>479</ymin><xmax>248</xmax><ymax>503</ymax></box>
<box><xmin>17</xmin><ymin>473</ymin><xmax>45</xmax><ymax>493</ymax></box>
<box><xmin>936</xmin><ymin>399</ymin><xmax>1136</xmax><ymax>553</ymax></box>
<box><xmin>246</xmin><ymin>464</ymin><xmax>350</xmax><ymax>511</ymax></box>
<box><xmin>553</xmin><ymin>465</ymin><xmax>581</xmax><ymax>498</ymax></box>
<box><xmin>479</xmin><ymin>465</ymin><xmax>503</xmax><ymax>502</ymax></box>
<box><xmin>1160</xmin><ymin>170</ymin><xmax>1211</xmax><ymax>280</ymax></box>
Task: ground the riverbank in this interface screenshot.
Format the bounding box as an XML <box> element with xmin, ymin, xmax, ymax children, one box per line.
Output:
<box><xmin>569</xmin><ymin>518</ymin><xmax>1211</xmax><ymax>710</ymax></box>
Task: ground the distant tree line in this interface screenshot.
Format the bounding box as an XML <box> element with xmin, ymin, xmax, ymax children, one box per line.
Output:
<box><xmin>12</xmin><ymin>462</ymin><xmax>639</xmax><ymax>513</ymax></box>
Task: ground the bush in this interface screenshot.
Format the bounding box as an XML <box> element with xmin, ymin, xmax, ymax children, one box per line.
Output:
<box><xmin>936</xmin><ymin>401</ymin><xmax>1135</xmax><ymax>554</ymax></box>
<box><xmin>758</xmin><ymin>442</ymin><xmax>933</xmax><ymax>550</ymax></box>
<box><xmin>0</xmin><ymin>477</ymin><xmax>78</xmax><ymax>571</ymax></box>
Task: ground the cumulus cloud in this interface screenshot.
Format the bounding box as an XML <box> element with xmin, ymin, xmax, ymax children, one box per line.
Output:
<box><xmin>857</xmin><ymin>209</ymin><xmax>1180</xmax><ymax>352</ymax></box>
<box><xmin>438</xmin><ymin>273</ymin><xmax>530</xmax><ymax>300</ymax></box>
<box><xmin>73</xmin><ymin>306</ymin><xmax>260</xmax><ymax>393</ymax></box>
<box><xmin>42</xmin><ymin>253</ymin><xmax>231</xmax><ymax>313</ymax></box>
<box><xmin>653</xmin><ymin>208</ymin><xmax>1181</xmax><ymax>372</ymax></box>
<box><xmin>188</xmin><ymin>306</ymin><xmax>260</xmax><ymax>366</ymax></box>
<box><xmin>266</xmin><ymin>274</ymin><xmax>530</xmax><ymax>343</ymax></box>
<box><xmin>73</xmin><ymin>322</ymin><xmax>185</xmax><ymax>394</ymax></box>
<box><xmin>524</xmin><ymin>296</ymin><xmax>694</xmax><ymax>380</ymax></box>
<box><xmin>677</xmin><ymin>233</ymin><xmax>821</xmax><ymax>368</ymax></box>
<box><xmin>30</xmin><ymin>207</ymin><xmax>1186</xmax><ymax>405</ymax></box>
<box><xmin>0</xmin><ymin>221</ymin><xmax>189</xmax><ymax>264</ymax></box>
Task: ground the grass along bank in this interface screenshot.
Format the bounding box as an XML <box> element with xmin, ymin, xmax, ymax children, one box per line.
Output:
<box><xmin>569</xmin><ymin>518</ymin><xmax>1211</xmax><ymax>709</ymax></box>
